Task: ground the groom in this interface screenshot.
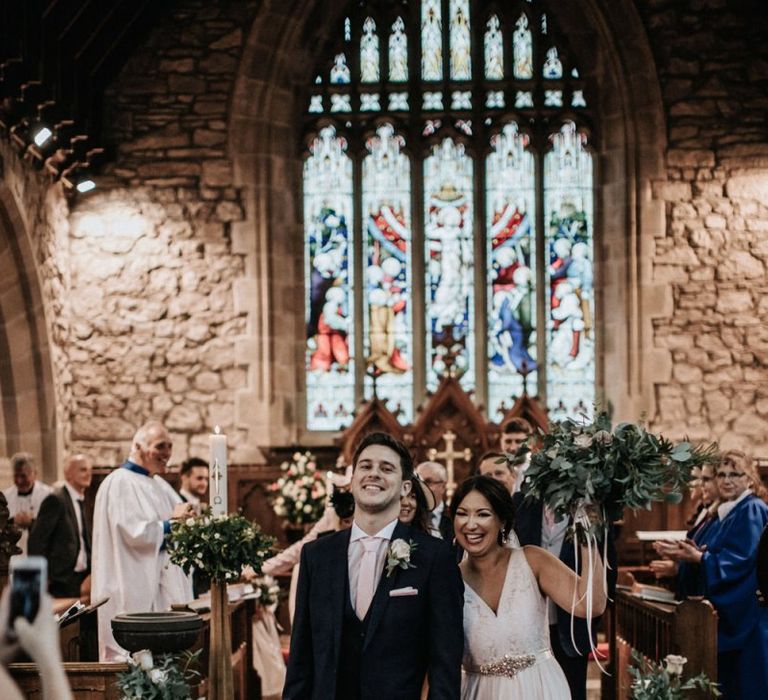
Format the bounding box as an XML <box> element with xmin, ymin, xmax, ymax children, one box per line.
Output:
<box><xmin>284</xmin><ymin>432</ymin><xmax>464</xmax><ymax>699</ymax></box>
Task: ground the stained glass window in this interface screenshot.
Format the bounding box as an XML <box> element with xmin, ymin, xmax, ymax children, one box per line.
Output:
<box><xmin>362</xmin><ymin>124</ymin><xmax>414</xmax><ymax>422</ymax></box>
<box><xmin>544</xmin><ymin>122</ymin><xmax>594</xmax><ymax>419</ymax></box>
<box><xmin>513</xmin><ymin>14</ymin><xmax>533</xmax><ymax>79</ymax></box>
<box><xmin>360</xmin><ymin>17</ymin><xmax>380</xmax><ymax>83</ymax></box>
<box><xmin>424</xmin><ymin>138</ymin><xmax>475</xmax><ymax>392</ymax></box>
<box><xmin>389</xmin><ymin>17</ymin><xmax>408</xmax><ymax>82</ymax></box>
<box><xmin>303</xmin><ymin>1</ymin><xmax>595</xmax><ymax>431</ymax></box>
<box><xmin>450</xmin><ymin>0</ymin><xmax>472</xmax><ymax>80</ymax></box>
<box><xmin>486</xmin><ymin>123</ymin><xmax>537</xmax><ymax>422</ymax></box>
<box><xmin>304</xmin><ymin>127</ymin><xmax>355</xmax><ymax>430</ymax></box>
<box><xmin>484</xmin><ymin>16</ymin><xmax>504</xmax><ymax>80</ymax></box>
<box><xmin>422</xmin><ymin>0</ymin><xmax>443</xmax><ymax>81</ymax></box>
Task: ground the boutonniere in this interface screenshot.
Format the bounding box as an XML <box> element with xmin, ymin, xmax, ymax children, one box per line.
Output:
<box><xmin>385</xmin><ymin>538</ymin><xmax>418</xmax><ymax>577</ymax></box>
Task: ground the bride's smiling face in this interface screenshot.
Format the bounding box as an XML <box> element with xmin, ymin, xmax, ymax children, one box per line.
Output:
<box><xmin>453</xmin><ymin>490</ymin><xmax>504</xmax><ymax>556</ymax></box>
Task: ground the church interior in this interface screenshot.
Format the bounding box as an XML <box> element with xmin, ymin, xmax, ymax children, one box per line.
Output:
<box><xmin>1</xmin><ymin>0</ymin><xmax>768</xmax><ymax>698</ymax></box>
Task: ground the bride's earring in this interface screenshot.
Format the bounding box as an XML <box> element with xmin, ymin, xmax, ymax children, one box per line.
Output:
<box><xmin>499</xmin><ymin>528</ymin><xmax>507</xmax><ymax>545</ymax></box>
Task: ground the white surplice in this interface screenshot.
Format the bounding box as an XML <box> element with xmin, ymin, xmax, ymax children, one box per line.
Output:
<box><xmin>92</xmin><ymin>467</ymin><xmax>193</xmax><ymax>661</ymax></box>
<box><xmin>2</xmin><ymin>481</ymin><xmax>53</xmax><ymax>554</ymax></box>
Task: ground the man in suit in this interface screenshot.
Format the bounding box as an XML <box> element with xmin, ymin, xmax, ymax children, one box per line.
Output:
<box><xmin>178</xmin><ymin>456</ymin><xmax>208</xmax><ymax>509</ymax></box>
<box><xmin>512</xmin><ymin>492</ymin><xmax>617</xmax><ymax>700</ymax></box>
<box><xmin>284</xmin><ymin>432</ymin><xmax>464</xmax><ymax>700</ymax></box>
<box><xmin>28</xmin><ymin>454</ymin><xmax>94</xmax><ymax>598</ymax></box>
<box><xmin>415</xmin><ymin>461</ymin><xmax>452</xmax><ymax>540</ymax></box>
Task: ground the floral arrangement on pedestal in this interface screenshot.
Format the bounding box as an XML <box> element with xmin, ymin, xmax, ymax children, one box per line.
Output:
<box><xmin>117</xmin><ymin>649</ymin><xmax>201</xmax><ymax>700</ymax></box>
<box><xmin>520</xmin><ymin>412</ymin><xmax>718</xmax><ymax>537</ymax></box>
<box><xmin>629</xmin><ymin>651</ymin><xmax>720</xmax><ymax>699</ymax></box>
<box><xmin>267</xmin><ymin>451</ymin><xmax>327</xmax><ymax>527</ymax></box>
<box><xmin>167</xmin><ymin>510</ymin><xmax>276</xmax><ymax>700</ymax></box>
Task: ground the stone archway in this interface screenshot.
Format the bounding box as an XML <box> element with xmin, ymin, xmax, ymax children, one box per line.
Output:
<box><xmin>227</xmin><ymin>0</ymin><xmax>670</xmax><ymax>450</ymax></box>
<box><xmin>0</xmin><ymin>180</ymin><xmax>59</xmax><ymax>480</ymax></box>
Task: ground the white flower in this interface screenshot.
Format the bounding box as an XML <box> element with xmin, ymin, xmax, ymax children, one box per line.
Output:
<box><xmin>390</xmin><ymin>539</ymin><xmax>411</xmax><ymax>560</ymax></box>
<box><xmin>573</xmin><ymin>433</ymin><xmax>594</xmax><ymax>448</ymax></box>
<box><xmin>185</xmin><ymin>517</ymin><xmax>195</xmax><ymax>526</ymax></box>
<box><xmin>148</xmin><ymin>668</ymin><xmax>167</xmax><ymax>686</ymax></box>
<box><xmin>664</xmin><ymin>654</ymin><xmax>687</xmax><ymax>676</ymax></box>
<box><xmin>593</xmin><ymin>430</ymin><xmax>613</xmax><ymax>445</ymax></box>
<box><xmin>292</xmin><ymin>452</ymin><xmax>302</xmax><ymax>461</ymax></box>
<box><xmin>132</xmin><ymin>649</ymin><xmax>153</xmax><ymax>670</ymax></box>
<box><xmin>303</xmin><ymin>504</ymin><xmax>312</xmax><ymax>513</ymax></box>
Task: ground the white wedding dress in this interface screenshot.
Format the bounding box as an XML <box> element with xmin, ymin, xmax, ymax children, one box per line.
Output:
<box><xmin>462</xmin><ymin>545</ymin><xmax>572</xmax><ymax>699</ymax></box>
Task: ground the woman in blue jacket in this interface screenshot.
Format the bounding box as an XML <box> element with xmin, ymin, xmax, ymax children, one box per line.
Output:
<box><xmin>673</xmin><ymin>450</ymin><xmax>768</xmax><ymax>699</ymax></box>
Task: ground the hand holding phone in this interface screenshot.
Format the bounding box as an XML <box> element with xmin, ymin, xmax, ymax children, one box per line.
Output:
<box><xmin>6</xmin><ymin>556</ymin><xmax>47</xmax><ymax>642</ymax></box>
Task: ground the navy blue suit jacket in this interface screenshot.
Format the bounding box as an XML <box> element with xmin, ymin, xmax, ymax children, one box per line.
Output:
<box><xmin>284</xmin><ymin>521</ymin><xmax>464</xmax><ymax>700</ymax></box>
<box><xmin>512</xmin><ymin>493</ymin><xmax>617</xmax><ymax>657</ymax></box>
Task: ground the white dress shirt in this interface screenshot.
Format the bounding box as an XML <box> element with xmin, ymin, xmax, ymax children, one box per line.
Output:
<box><xmin>717</xmin><ymin>489</ymin><xmax>752</xmax><ymax>521</ymax></box>
<box><xmin>347</xmin><ymin>518</ymin><xmax>398</xmax><ymax>610</ymax></box>
<box><xmin>430</xmin><ymin>501</ymin><xmax>445</xmax><ymax>538</ymax></box>
<box><xmin>63</xmin><ymin>482</ymin><xmax>89</xmax><ymax>573</ymax></box>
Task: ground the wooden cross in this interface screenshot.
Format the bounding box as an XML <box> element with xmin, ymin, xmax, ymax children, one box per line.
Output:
<box><xmin>427</xmin><ymin>429</ymin><xmax>472</xmax><ymax>503</ymax></box>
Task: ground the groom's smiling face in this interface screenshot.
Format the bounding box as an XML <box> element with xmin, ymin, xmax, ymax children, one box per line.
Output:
<box><xmin>351</xmin><ymin>444</ymin><xmax>411</xmax><ymax>514</ymax></box>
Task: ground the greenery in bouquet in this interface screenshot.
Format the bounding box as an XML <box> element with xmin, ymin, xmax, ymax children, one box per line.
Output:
<box><xmin>252</xmin><ymin>574</ymin><xmax>283</xmax><ymax>607</ymax></box>
<box><xmin>521</xmin><ymin>411</ymin><xmax>718</xmax><ymax>532</ymax></box>
<box><xmin>267</xmin><ymin>451</ymin><xmax>328</xmax><ymax>527</ymax></box>
<box><xmin>629</xmin><ymin>651</ymin><xmax>720</xmax><ymax>699</ymax></box>
<box><xmin>167</xmin><ymin>509</ymin><xmax>275</xmax><ymax>583</ymax></box>
<box><xmin>117</xmin><ymin>649</ymin><xmax>201</xmax><ymax>700</ymax></box>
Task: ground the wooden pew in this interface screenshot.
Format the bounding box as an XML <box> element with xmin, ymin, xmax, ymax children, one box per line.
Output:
<box><xmin>610</xmin><ymin>588</ymin><xmax>717</xmax><ymax>700</ymax></box>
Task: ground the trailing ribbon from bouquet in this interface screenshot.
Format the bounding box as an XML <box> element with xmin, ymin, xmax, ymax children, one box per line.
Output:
<box><xmin>516</xmin><ymin>411</ymin><xmax>719</xmax><ymax>675</ymax></box>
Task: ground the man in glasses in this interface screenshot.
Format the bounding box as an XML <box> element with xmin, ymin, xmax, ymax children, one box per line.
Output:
<box><xmin>415</xmin><ymin>461</ymin><xmax>451</xmax><ymax>540</ymax></box>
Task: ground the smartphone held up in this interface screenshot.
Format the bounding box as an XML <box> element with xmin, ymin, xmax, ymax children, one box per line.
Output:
<box><xmin>7</xmin><ymin>555</ymin><xmax>47</xmax><ymax>641</ymax></box>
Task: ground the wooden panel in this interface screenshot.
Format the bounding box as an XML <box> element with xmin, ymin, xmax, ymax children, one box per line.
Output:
<box><xmin>9</xmin><ymin>662</ymin><xmax>128</xmax><ymax>699</ymax></box>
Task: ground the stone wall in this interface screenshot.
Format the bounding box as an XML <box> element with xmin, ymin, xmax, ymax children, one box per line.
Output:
<box><xmin>638</xmin><ymin>0</ymin><xmax>768</xmax><ymax>451</ymax></box>
<box><xmin>61</xmin><ymin>0</ymin><xmax>261</xmax><ymax>464</ymax></box>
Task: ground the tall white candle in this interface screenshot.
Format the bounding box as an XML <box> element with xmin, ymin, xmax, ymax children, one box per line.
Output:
<box><xmin>209</xmin><ymin>426</ymin><xmax>228</xmax><ymax>516</ymax></box>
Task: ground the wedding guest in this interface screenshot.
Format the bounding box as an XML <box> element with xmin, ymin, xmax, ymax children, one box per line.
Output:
<box><xmin>513</xmin><ymin>487</ymin><xmax>617</xmax><ymax>700</ymax></box>
<box><xmin>2</xmin><ymin>453</ymin><xmax>52</xmax><ymax>555</ymax></box>
<box><xmin>415</xmin><ymin>461</ymin><xmax>451</xmax><ymax>539</ymax></box>
<box><xmin>28</xmin><ymin>454</ymin><xmax>93</xmax><ymax>599</ymax></box>
<box><xmin>178</xmin><ymin>457</ymin><xmax>208</xmax><ymax>509</ymax></box>
<box><xmin>398</xmin><ymin>475</ymin><xmax>436</xmax><ymax>534</ymax></box>
<box><xmin>499</xmin><ymin>417</ymin><xmax>532</xmax><ymax>493</ymax></box>
<box><xmin>0</xmin><ymin>588</ymin><xmax>74</xmax><ymax>700</ymax></box>
<box><xmin>452</xmin><ymin>476</ymin><xmax>606</xmax><ymax>699</ymax></box>
<box><xmin>666</xmin><ymin>451</ymin><xmax>768</xmax><ymax>699</ymax></box>
<box><xmin>476</xmin><ymin>452</ymin><xmax>516</xmax><ymax>495</ymax></box>
<box><xmin>91</xmin><ymin>421</ymin><xmax>194</xmax><ymax>660</ymax></box>
<box><xmin>650</xmin><ymin>461</ymin><xmax>720</xmax><ymax>595</ymax></box>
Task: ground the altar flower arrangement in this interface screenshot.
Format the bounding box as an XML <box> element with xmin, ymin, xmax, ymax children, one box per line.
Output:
<box><xmin>117</xmin><ymin>649</ymin><xmax>201</xmax><ymax>700</ymax></box>
<box><xmin>167</xmin><ymin>509</ymin><xmax>275</xmax><ymax>583</ymax></box>
<box><xmin>629</xmin><ymin>651</ymin><xmax>720</xmax><ymax>699</ymax></box>
<box><xmin>268</xmin><ymin>451</ymin><xmax>327</xmax><ymax>527</ymax></box>
<box><xmin>520</xmin><ymin>411</ymin><xmax>718</xmax><ymax>536</ymax></box>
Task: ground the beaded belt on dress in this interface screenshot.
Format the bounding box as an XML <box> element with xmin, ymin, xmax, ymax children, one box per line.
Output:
<box><xmin>466</xmin><ymin>650</ymin><xmax>554</xmax><ymax>679</ymax></box>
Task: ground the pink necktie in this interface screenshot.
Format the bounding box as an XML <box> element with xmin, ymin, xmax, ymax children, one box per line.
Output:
<box><xmin>355</xmin><ymin>537</ymin><xmax>380</xmax><ymax>619</ymax></box>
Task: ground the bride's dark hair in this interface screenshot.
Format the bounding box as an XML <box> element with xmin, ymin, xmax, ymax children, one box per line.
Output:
<box><xmin>449</xmin><ymin>475</ymin><xmax>515</xmax><ymax>545</ymax></box>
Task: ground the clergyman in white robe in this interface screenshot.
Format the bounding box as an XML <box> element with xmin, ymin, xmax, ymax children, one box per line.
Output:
<box><xmin>92</xmin><ymin>463</ymin><xmax>193</xmax><ymax>660</ymax></box>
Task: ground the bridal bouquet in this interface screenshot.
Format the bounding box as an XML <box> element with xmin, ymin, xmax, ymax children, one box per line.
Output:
<box><xmin>520</xmin><ymin>412</ymin><xmax>718</xmax><ymax>535</ymax></box>
<box><xmin>268</xmin><ymin>451</ymin><xmax>328</xmax><ymax>527</ymax></box>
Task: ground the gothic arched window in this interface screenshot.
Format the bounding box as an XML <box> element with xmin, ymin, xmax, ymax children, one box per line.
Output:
<box><xmin>303</xmin><ymin>0</ymin><xmax>595</xmax><ymax>431</ymax></box>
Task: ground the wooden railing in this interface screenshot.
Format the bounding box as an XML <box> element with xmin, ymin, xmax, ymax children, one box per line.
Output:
<box><xmin>611</xmin><ymin>589</ymin><xmax>717</xmax><ymax>699</ymax></box>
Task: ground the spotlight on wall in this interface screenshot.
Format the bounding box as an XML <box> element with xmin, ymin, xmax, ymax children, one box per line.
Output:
<box><xmin>60</xmin><ymin>148</ymin><xmax>104</xmax><ymax>199</ymax></box>
<box><xmin>33</xmin><ymin>125</ymin><xmax>53</xmax><ymax>147</ymax></box>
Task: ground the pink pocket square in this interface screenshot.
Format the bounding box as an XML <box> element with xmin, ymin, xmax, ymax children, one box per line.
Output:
<box><xmin>389</xmin><ymin>586</ymin><xmax>418</xmax><ymax>597</ymax></box>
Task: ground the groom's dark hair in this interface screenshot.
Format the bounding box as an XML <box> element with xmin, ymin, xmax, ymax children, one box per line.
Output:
<box><xmin>352</xmin><ymin>432</ymin><xmax>414</xmax><ymax>479</ymax></box>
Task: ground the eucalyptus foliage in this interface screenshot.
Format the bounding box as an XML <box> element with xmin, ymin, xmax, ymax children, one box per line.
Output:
<box><xmin>116</xmin><ymin>650</ymin><xmax>200</xmax><ymax>700</ymax></box>
<box><xmin>628</xmin><ymin>650</ymin><xmax>720</xmax><ymax>699</ymax></box>
<box><xmin>167</xmin><ymin>509</ymin><xmax>276</xmax><ymax>583</ymax></box>
<box><xmin>521</xmin><ymin>412</ymin><xmax>718</xmax><ymax>530</ymax></box>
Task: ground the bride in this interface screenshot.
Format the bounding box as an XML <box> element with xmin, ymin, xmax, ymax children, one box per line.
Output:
<box><xmin>450</xmin><ymin>475</ymin><xmax>606</xmax><ymax>699</ymax></box>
